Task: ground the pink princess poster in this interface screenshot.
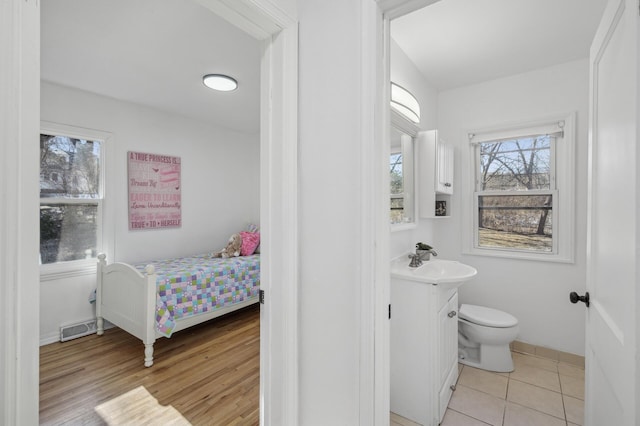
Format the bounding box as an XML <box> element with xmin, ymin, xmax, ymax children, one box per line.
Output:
<box><xmin>128</xmin><ymin>151</ymin><xmax>182</xmax><ymax>230</ymax></box>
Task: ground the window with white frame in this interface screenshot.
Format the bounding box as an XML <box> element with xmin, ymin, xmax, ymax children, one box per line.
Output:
<box><xmin>467</xmin><ymin>115</ymin><xmax>575</xmax><ymax>262</ymax></box>
<box><xmin>40</xmin><ymin>123</ymin><xmax>111</xmax><ymax>276</ymax></box>
<box><xmin>390</xmin><ymin>150</ymin><xmax>405</xmax><ymax>224</ymax></box>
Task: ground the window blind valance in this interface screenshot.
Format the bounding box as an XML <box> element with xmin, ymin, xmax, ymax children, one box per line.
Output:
<box><xmin>468</xmin><ymin>121</ymin><xmax>564</xmax><ymax>144</ymax></box>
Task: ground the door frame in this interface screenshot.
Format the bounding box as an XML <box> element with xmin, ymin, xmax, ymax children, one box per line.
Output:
<box><xmin>370</xmin><ymin>1</ymin><xmax>441</xmax><ymax>424</ymax></box>
<box><xmin>195</xmin><ymin>4</ymin><xmax>300</xmax><ymax>424</ymax></box>
<box><xmin>1</xmin><ymin>1</ymin><xmax>298</xmax><ymax>424</ymax></box>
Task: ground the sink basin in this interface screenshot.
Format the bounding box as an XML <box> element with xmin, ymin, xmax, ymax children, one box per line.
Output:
<box><xmin>390</xmin><ymin>255</ymin><xmax>477</xmax><ymax>287</ymax></box>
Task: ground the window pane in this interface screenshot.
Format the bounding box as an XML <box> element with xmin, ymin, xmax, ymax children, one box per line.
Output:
<box><xmin>479</xmin><ymin>136</ymin><xmax>551</xmax><ymax>191</ymax></box>
<box><xmin>390</xmin><ymin>153</ymin><xmax>403</xmax><ymax>194</ymax></box>
<box><xmin>40</xmin><ymin>134</ymin><xmax>101</xmax><ymax>198</ymax></box>
<box><xmin>478</xmin><ymin>194</ymin><xmax>552</xmax><ymax>252</ymax></box>
<box><xmin>40</xmin><ymin>204</ymin><xmax>98</xmax><ymax>264</ymax></box>
<box><xmin>390</xmin><ymin>197</ymin><xmax>404</xmax><ymax>224</ymax></box>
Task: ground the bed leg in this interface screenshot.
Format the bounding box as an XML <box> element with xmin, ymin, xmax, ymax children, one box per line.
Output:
<box><xmin>97</xmin><ymin>317</ymin><xmax>104</xmax><ymax>335</ymax></box>
<box><xmin>144</xmin><ymin>343</ymin><xmax>154</xmax><ymax>367</ymax></box>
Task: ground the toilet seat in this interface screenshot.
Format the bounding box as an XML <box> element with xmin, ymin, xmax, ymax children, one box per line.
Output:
<box><xmin>459</xmin><ymin>304</ymin><xmax>518</xmax><ymax>328</ymax></box>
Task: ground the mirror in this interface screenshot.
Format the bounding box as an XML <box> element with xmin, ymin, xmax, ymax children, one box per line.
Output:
<box><xmin>390</xmin><ymin>125</ymin><xmax>416</xmax><ymax>228</ymax></box>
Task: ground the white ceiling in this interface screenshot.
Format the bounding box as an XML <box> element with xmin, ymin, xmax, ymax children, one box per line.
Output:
<box><xmin>42</xmin><ymin>0</ymin><xmax>609</xmax><ymax>133</ymax></box>
<box><xmin>392</xmin><ymin>0</ymin><xmax>609</xmax><ymax>90</ymax></box>
<box><xmin>41</xmin><ymin>0</ymin><xmax>261</xmax><ymax>134</ymax></box>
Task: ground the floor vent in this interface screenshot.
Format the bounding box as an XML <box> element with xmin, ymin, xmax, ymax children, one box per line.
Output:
<box><xmin>60</xmin><ymin>319</ymin><xmax>97</xmax><ymax>342</ymax></box>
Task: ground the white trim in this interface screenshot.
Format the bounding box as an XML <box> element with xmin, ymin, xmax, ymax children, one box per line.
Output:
<box><xmin>462</xmin><ymin>112</ymin><xmax>576</xmax><ymax>263</ymax></box>
<box><xmin>359</xmin><ymin>2</ymin><xmax>386</xmax><ymax>424</ymax></box>
<box><xmin>241</xmin><ymin>3</ymin><xmax>298</xmax><ymax>425</ymax></box>
<box><xmin>377</xmin><ymin>0</ymin><xmax>442</xmax><ymax>20</ymax></box>
<box><xmin>40</xmin><ymin>262</ymin><xmax>97</xmax><ymax>281</ymax></box>
<box><xmin>192</xmin><ymin>0</ymin><xmax>293</xmax><ymax>40</ymax></box>
<box><xmin>468</xmin><ymin>121</ymin><xmax>565</xmax><ymax>144</ymax></box>
<box><xmin>39</xmin><ymin>122</ymin><xmax>115</xmax><ymax>279</ymax></box>
<box><xmin>372</xmin><ymin>2</ymin><xmax>445</xmax><ymax>424</ymax></box>
<box><xmin>391</xmin><ymin>109</ymin><xmax>420</xmax><ymax>137</ymax></box>
<box><xmin>1</xmin><ymin>0</ymin><xmax>40</xmax><ymax>424</ymax></box>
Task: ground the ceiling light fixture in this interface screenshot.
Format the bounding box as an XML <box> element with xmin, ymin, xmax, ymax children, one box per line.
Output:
<box><xmin>390</xmin><ymin>82</ymin><xmax>420</xmax><ymax>124</ymax></box>
<box><xmin>203</xmin><ymin>74</ymin><xmax>238</xmax><ymax>92</ymax></box>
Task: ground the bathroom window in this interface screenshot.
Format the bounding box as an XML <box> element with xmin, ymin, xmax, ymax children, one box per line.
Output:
<box><xmin>465</xmin><ymin>115</ymin><xmax>575</xmax><ymax>262</ymax></box>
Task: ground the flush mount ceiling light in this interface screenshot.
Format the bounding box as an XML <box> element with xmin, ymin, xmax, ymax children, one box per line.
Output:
<box><xmin>203</xmin><ymin>74</ymin><xmax>238</xmax><ymax>92</ymax></box>
<box><xmin>391</xmin><ymin>82</ymin><xmax>420</xmax><ymax>124</ymax></box>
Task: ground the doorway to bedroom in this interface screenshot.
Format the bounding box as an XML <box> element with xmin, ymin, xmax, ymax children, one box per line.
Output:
<box><xmin>39</xmin><ymin>0</ymin><xmax>263</xmax><ymax>423</ymax></box>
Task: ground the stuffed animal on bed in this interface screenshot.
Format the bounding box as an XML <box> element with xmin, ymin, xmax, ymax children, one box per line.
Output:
<box><xmin>212</xmin><ymin>233</ymin><xmax>243</xmax><ymax>258</ymax></box>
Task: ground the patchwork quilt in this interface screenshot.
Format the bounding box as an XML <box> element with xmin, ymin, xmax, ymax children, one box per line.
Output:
<box><xmin>134</xmin><ymin>254</ymin><xmax>260</xmax><ymax>337</ymax></box>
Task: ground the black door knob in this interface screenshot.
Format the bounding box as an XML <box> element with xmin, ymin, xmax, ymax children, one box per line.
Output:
<box><xmin>569</xmin><ymin>291</ymin><xmax>590</xmax><ymax>307</ymax></box>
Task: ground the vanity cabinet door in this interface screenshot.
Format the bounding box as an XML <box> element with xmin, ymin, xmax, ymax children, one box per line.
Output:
<box><xmin>438</xmin><ymin>290</ymin><xmax>459</xmax><ymax>422</ymax></box>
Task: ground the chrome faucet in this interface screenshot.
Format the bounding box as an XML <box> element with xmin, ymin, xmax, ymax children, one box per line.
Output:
<box><xmin>408</xmin><ymin>243</ymin><xmax>438</xmax><ymax>267</ymax></box>
<box><xmin>415</xmin><ymin>242</ymin><xmax>438</xmax><ymax>261</ymax></box>
<box><xmin>408</xmin><ymin>253</ymin><xmax>422</xmax><ymax>268</ymax></box>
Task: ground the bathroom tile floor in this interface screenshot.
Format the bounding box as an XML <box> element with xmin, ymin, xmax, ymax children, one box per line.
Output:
<box><xmin>391</xmin><ymin>351</ymin><xmax>585</xmax><ymax>426</ymax></box>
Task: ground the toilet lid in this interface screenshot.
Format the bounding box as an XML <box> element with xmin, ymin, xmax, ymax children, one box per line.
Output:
<box><xmin>458</xmin><ymin>304</ymin><xmax>518</xmax><ymax>328</ymax></box>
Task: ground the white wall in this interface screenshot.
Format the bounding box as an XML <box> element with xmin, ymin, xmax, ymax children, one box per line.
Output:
<box><xmin>1</xmin><ymin>1</ymin><xmax>40</xmax><ymax>423</ymax></box>
<box><xmin>390</xmin><ymin>38</ymin><xmax>438</xmax><ymax>259</ymax></box>
<box><xmin>432</xmin><ymin>59</ymin><xmax>589</xmax><ymax>355</ymax></box>
<box><xmin>297</xmin><ymin>2</ymin><xmax>359</xmax><ymax>422</ymax></box>
<box><xmin>39</xmin><ymin>81</ymin><xmax>260</xmax><ymax>344</ymax></box>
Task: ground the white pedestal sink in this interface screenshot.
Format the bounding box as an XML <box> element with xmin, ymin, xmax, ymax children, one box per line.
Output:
<box><xmin>390</xmin><ymin>255</ymin><xmax>477</xmax><ymax>287</ymax></box>
<box><xmin>390</xmin><ymin>255</ymin><xmax>477</xmax><ymax>425</ymax></box>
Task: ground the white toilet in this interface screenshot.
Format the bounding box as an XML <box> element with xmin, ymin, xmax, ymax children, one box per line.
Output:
<box><xmin>458</xmin><ymin>304</ymin><xmax>519</xmax><ymax>373</ymax></box>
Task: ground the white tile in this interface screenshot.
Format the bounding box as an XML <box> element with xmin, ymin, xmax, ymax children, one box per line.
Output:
<box><xmin>563</xmin><ymin>395</ymin><xmax>584</xmax><ymax>425</ymax></box>
<box><xmin>449</xmin><ymin>385</ymin><xmax>506</xmax><ymax>426</ymax></box>
<box><xmin>507</xmin><ymin>379</ymin><xmax>564</xmax><ymax>419</ymax></box>
<box><xmin>503</xmin><ymin>402</ymin><xmax>566</xmax><ymax>426</ymax></box>
<box><xmin>459</xmin><ymin>366</ymin><xmax>509</xmax><ymax>399</ymax></box>
<box><xmin>558</xmin><ymin>351</ymin><xmax>585</xmax><ymax>368</ymax></box>
<box><xmin>560</xmin><ymin>374</ymin><xmax>585</xmax><ymax>400</ymax></box>
<box><xmin>390</xmin><ymin>412</ymin><xmax>421</xmax><ymax>426</ymax></box>
<box><xmin>509</xmin><ymin>364</ymin><xmax>561</xmax><ymax>392</ymax></box>
<box><xmin>512</xmin><ymin>352</ymin><xmax>558</xmax><ymax>373</ymax></box>
<box><xmin>558</xmin><ymin>363</ymin><xmax>585</xmax><ymax>380</ymax></box>
<box><xmin>442</xmin><ymin>409</ymin><xmax>492</xmax><ymax>426</ymax></box>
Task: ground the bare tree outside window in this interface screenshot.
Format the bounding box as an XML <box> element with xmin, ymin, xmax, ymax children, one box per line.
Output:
<box><xmin>40</xmin><ymin>134</ymin><xmax>102</xmax><ymax>264</ymax></box>
<box><xmin>390</xmin><ymin>152</ymin><xmax>405</xmax><ymax>224</ymax></box>
<box><xmin>476</xmin><ymin>136</ymin><xmax>553</xmax><ymax>252</ymax></box>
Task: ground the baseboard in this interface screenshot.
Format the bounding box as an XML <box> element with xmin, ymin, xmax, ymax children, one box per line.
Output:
<box><xmin>40</xmin><ymin>333</ymin><xmax>61</xmax><ymax>346</ymax></box>
<box><xmin>510</xmin><ymin>340</ymin><xmax>585</xmax><ymax>368</ymax></box>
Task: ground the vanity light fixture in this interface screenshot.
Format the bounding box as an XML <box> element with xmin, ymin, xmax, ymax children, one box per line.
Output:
<box><xmin>203</xmin><ymin>74</ymin><xmax>238</xmax><ymax>92</ymax></box>
<box><xmin>391</xmin><ymin>82</ymin><xmax>420</xmax><ymax>124</ymax></box>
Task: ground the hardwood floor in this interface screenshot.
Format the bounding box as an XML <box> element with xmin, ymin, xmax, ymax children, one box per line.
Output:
<box><xmin>40</xmin><ymin>304</ymin><xmax>260</xmax><ymax>425</ymax></box>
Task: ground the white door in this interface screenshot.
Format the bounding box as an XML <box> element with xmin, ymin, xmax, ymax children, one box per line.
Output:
<box><xmin>585</xmin><ymin>0</ymin><xmax>638</xmax><ymax>424</ymax></box>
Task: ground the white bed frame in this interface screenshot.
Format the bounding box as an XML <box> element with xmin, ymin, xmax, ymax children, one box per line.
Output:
<box><xmin>96</xmin><ymin>253</ymin><xmax>259</xmax><ymax>367</ymax></box>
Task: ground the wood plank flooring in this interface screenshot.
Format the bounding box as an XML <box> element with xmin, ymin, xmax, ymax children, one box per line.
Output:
<box><xmin>40</xmin><ymin>304</ymin><xmax>260</xmax><ymax>425</ymax></box>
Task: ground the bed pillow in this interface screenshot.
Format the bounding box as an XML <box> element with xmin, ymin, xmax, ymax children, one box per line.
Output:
<box><xmin>240</xmin><ymin>231</ymin><xmax>260</xmax><ymax>256</ymax></box>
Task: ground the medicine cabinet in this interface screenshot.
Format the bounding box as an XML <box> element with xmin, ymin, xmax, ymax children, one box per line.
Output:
<box><xmin>419</xmin><ymin>130</ymin><xmax>453</xmax><ymax>218</ymax></box>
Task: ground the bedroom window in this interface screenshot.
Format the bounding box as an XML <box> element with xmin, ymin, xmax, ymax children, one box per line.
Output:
<box><xmin>465</xmin><ymin>114</ymin><xmax>575</xmax><ymax>262</ymax></box>
<box><xmin>40</xmin><ymin>123</ymin><xmax>111</xmax><ymax>277</ymax></box>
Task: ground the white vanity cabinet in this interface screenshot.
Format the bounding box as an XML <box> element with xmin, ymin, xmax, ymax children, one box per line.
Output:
<box><xmin>391</xmin><ymin>278</ymin><xmax>460</xmax><ymax>426</ymax></box>
<box><xmin>418</xmin><ymin>130</ymin><xmax>454</xmax><ymax>218</ymax></box>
